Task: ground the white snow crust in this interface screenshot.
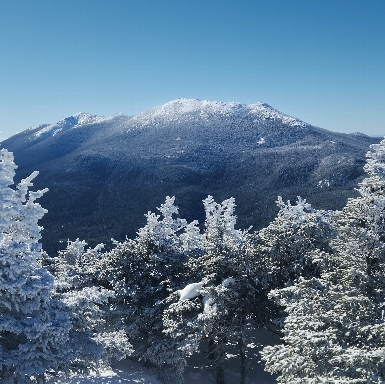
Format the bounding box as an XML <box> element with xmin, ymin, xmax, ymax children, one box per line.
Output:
<box><xmin>178</xmin><ymin>281</ymin><xmax>204</xmax><ymax>300</ymax></box>
<box><xmin>46</xmin><ymin>357</ymin><xmax>276</xmax><ymax>383</ymax></box>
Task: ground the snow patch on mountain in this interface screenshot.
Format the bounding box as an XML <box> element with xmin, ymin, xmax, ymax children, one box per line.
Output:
<box><xmin>130</xmin><ymin>99</ymin><xmax>244</xmax><ymax>129</ymax></box>
<box><xmin>258</xmin><ymin>137</ymin><xmax>265</xmax><ymax>145</ymax></box>
<box><xmin>136</xmin><ymin>98</ymin><xmax>244</xmax><ymax>120</ymax></box>
<box><xmin>130</xmin><ymin>98</ymin><xmax>308</xmax><ymax>131</ymax></box>
<box><xmin>31</xmin><ymin>112</ymin><xmax>104</xmax><ymax>139</ymax></box>
<box><xmin>248</xmin><ymin>102</ymin><xmax>308</xmax><ymax>128</ymax></box>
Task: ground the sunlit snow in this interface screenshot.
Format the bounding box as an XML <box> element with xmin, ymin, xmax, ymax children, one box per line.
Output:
<box><xmin>33</xmin><ymin>112</ymin><xmax>105</xmax><ymax>139</ymax></box>
<box><xmin>178</xmin><ymin>281</ymin><xmax>204</xmax><ymax>300</ymax></box>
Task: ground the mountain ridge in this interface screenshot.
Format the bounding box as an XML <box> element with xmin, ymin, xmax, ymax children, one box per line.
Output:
<box><xmin>0</xmin><ymin>99</ymin><xmax>379</xmax><ymax>254</ymax></box>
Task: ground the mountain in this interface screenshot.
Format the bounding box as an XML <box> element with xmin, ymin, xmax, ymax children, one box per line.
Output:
<box><xmin>1</xmin><ymin>99</ymin><xmax>380</xmax><ymax>254</ymax></box>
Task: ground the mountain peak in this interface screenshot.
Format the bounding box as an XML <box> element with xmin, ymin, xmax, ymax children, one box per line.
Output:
<box><xmin>149</xmin><ymin>98</ymin><xmax>247</xmax><ymax>115</ymax></box>
<box><xmin>130</xmin><ymin>98</ymin><xmax>308</xmax><ymax>131</ymax></box>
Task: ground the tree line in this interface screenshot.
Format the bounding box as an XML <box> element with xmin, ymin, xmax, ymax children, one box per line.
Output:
<box><xmin>1</xmin><ymin>139</ymin><xmax>385</xmax><ymax>383</ymax></box>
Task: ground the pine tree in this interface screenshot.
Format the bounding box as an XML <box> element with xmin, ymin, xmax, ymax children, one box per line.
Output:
<box><xmin>0</xmin><ymin>149</ymin><xmax>71</xmax><ymax>383</ymax></box>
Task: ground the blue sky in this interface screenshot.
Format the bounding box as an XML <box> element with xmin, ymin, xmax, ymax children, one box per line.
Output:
<box><xmin>1</xmin><ymin>0</ymin><xmax>384</xmax><ymax>140</ymax></box>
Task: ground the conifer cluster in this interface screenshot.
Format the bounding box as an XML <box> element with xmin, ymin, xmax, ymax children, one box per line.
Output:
<box><xmin>2</xmin><ymin>139</ymin><xmax>385</xmax><ymax>383</ymax></box>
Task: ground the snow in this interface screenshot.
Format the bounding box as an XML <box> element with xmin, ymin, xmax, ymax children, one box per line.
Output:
<box><xmin>249</xmin><ymin>102</ymin><xmax>307</xmax><ymax>128</ymax></box>
<box><xmin>201</xmin><ymin>277</ymin><xmax>235</xmax><ymax>315</ymax></box>
<box><xmin>32</xmin><ymin>112</ymin><xmax>105</xmax><ymax>139</ymax></box>
<box><xmin>178</xmin><ymin>281</ymin><xmax>204</xmax><ymax>300</ymax></box>
<box><xmin>47</xmin><ymin>359</ymin><xmax>164</xmax><ymax>383</ymax></box>
<box><xmin>317</xmin><ymin>179</ymin><xmax>330</xmax><ymax>188</ymax></box>
<box><xmin>129</xmin><ymin>98</ymin><xmax>310</xmax><ymax>132</ymax></box>
<box><xmin>202</xmin><ymin>295</ymin><xmax>217</xmax><ymax>315</ymax></box>
<box><xmin>221</xmin><ymin>276</ymin><xmax>235</xmax><ymax>287</ymax></box>
<box><xmin>47</xmin><ymin>355</ymin><xmax>277</xmax><ymax>384</ymax></box>
<box><xmin>132</xmin><ymin>99</ymin><xmax>247</xmax><ymax>125</ymax></box>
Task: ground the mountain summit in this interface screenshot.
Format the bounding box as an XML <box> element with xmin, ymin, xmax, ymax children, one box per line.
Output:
<box><xmin>1</xmin><ymin>99</ymin><xmax>379</xmax><ymax>253</ymax></box>
<box><xmin>135</xmin><ymin>98</ymin><xmax>308</xmax><ymax>129</ymax></box>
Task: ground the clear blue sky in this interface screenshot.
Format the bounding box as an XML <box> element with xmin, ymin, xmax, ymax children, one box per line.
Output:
<box><xmin>1</xmin><ymin>0</ymin><xmax>384</xmax><ymax>140</ymax></box>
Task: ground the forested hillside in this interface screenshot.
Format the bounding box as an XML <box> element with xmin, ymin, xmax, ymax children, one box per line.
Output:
<box><xmin>2</xmin><ymin>138</ymin><xmax>385</xmax><ymax>383</ymax></box>
<box><xmin>0</xmin><ymin>99</ymin><xmax>379</xmax><ymax>254</ymax></box>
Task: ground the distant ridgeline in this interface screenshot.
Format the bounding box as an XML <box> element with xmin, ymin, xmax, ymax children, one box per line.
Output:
<box><xmin>0</xmin><ymin>99</ymin><xmax>380</xmax><ymax>254</ymax></box>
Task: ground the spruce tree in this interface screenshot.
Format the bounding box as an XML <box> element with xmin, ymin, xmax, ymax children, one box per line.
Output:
<box><xmin>98</xmin><ymin>196</ymin><xmax>197</xmax><ymax>383</ymax></box>
<box><xmin>52</xmin><ymin>239</ymin><xmax>131</xmax><ymax>376</ymax></box>
<box><xmin>0</xmin><ymin>149</ymin><xmax>71</xmax><ymax>383</ymax></box>
<box><xmin>339</xmin><ymin>139</ymin><xmax>385</xmax><ymax>309</ymax></box>
<box><xmin>261</xmin><ymin>139</ymin><xmax>385</xmax><ymax>383</ymax></box>
<box><xmin>163</xmin><ymin>196</ymin><xmax>257</xmax><ymax>384</ymax></box>
<box><xmin>261</xmin><ymin>244</ymin><xmax>385</xmax><ymax>383</ymax></box>
<box><xmin>256</xmin><ymin>196</ymin><xmax>335</xmax><ymax>290</ymax></box>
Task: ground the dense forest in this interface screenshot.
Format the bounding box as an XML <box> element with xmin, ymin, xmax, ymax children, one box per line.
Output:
<box><xmin>1</xmin><ymin>138</ymin><xmax>385</xmax><ymax>383</ymax></box>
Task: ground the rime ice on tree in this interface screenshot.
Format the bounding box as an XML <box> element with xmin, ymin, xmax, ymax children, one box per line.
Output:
<box><xmin>261</xmin><ymin>139</ymin><xmax>385</xmax><ymax>383</ymax></box>
<box><xmin>0</xmin><ymin>149</ymin><xmax>71</xmax><ymax>383</ymax></box>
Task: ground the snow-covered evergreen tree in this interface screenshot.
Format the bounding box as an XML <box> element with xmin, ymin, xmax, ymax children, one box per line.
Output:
<box><xmin>261</xmin><ymin>139</ymin><xmax>385</xmax><ymax>383</ymax></box>
<box><xmin>339</xmin><ymin>139</ymin><xmax>385</xmax><ymax>309</ymax></box>
<box><xmin>249</xmin><ymin>196</ymin><xmax>337</xmax><ymax>333</ymax></box>
<box><xmin>163</xmin><ymin>196</ymin><xmax>256</xmax><ymax>384</ymax></box>
<box><xmin>197</xmin><ymin>197</ymin><xmax>252</xmax><ymax>384</ymax></box>
<box><xmin>257</xmin><ymin>196</ymin><xmax>336</xmax><ymax>290</ymax></box>
<box><xmin>52</xmin><ymin>239</ymin><xmax>131</xmax><ymax>376</ymax></box>
<box><xmin>261</xmin><ymin>240</ymin><xmax>385</xmax><ymax>382</ymax></box>
<box><xmin>98</xmin><ymin>197</ymin><xmax>199</xmax><ymax>383</ymax></box>
<box><xmin>0</xmin><ymin>149</ymin><xmax>71</xmax><ymax>383</ymax></box>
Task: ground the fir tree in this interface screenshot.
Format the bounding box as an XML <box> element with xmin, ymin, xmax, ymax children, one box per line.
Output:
<box><xmin>163</xmin><ymin>196</ymin><xmax>257</xmax><ymax>384</ymax></box>
<box><xmin>339</xmin><ymin>139</ymin><xmax>385</xmax><ymax>308</ymax></box>
<box><xmin>98</xmin><ymin>196</ymin><xmax>197</xmax><ymax>383</ymax></box>
<box><xmin>261</xmin><ymin>139</ymin><xmax>385</xmax><ymax>383</ymax></box>
<box><xmin>256</xmin><ymin>196</ymin><xmax>336</xmax><ymax>290</ymax></box>
<box><xmin>52</xmin><ymin>239</ymin><xmax>131</xmax><ymax>376</ymax></box>
<box><xmin>0</xmin><ymin>149</ymin><xmax>71</xmax><ymax>383</ymax></box>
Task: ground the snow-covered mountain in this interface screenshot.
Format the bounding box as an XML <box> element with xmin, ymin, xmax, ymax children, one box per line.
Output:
<box><xmin>24</xmin><ymin>112</ymin><xmax>105</xmax><ymax>146</ymax></box>
<box><xmin>1</xmin><ymin>99</ymin><xmax>379</xmax><ymax>253</ymax></box>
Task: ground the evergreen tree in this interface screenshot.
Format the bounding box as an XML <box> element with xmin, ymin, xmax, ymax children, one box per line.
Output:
<box><xmin>98</xmin><ymin>196</ymin><xmax>198</xmax><ymax>383</ymax></box>
<box><xmin>261</xmin><ymin>139</ymin><xmax>385</xmax><ymax>383</ymax></box>
<box><xmin>163</xmin><ymin>196</ymin><xmax>257</xmax><ymax>384</ymax></box>
<box><xmin>250</xmin><ymin>196</ymin><xmax>336</xmax><ymax>333</ymax></box>
<box><xmin>52</xmin><ymin>239</ymin><xmax>131</xmax><ymax>376</ymax></box>
<box><xmin>261</xmin><ymin>240</ymin><xmax>385</xmax><ymax>382</ymax></box>
<box><xmin>339</xmin><ymin>139</ymin><xmax>385</xmax><ymax>308</ymax></box>
<box><xmin>256</xmin><ymin>196</ymin><xmax>336</xmax><ymax>290</ymax></box>
<box><xmin>0</xmin><ymin>149</ymin><xmax>71</xmax><ymax>383</ymax></box>
<box><xmin>165</xmin><ymin>196</ymin><xmax>335</xmax><ymax>384</ymax></box>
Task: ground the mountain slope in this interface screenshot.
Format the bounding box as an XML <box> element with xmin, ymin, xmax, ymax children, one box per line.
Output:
<box><xmin>1</xmin><ymin>99</ymin><xmax>379</xmax><ymax>254</ymax></box>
